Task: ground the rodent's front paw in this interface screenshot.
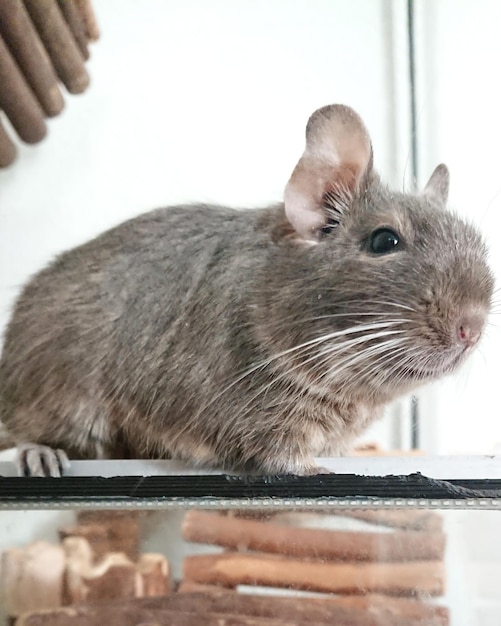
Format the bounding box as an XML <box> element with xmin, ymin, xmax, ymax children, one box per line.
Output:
<box><xmin>267</xmin><ymin>461</ymin><xmax>333</xmax><ymax>476</ymax></box>
<box><xmin>17</xmin><ymin>444</ymin><xmax>70</xmax><ymax>477</ymax></box>
<box><xmin>299</xmin><ymin>464</ymin><xmax>333</xmax><ymax>476</ymax></box>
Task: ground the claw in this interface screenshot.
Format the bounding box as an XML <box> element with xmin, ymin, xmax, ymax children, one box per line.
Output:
<box><xmin>17</xmin><ymin>444</ymin><xmax>70</xmax><ymax>477</ymax></box>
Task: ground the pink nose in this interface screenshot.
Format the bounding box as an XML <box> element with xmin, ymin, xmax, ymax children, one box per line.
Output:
<box><xmin>456</xmin><ymin>310</ymin><xmax>486</xmax><ymax>348</ymax></box>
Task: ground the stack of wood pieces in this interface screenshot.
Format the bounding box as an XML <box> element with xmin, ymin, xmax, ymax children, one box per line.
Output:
<box><xmin>179</xmin><ymin>508</ymin><xmax>449</xmax><ymax>625</ymax></box>
<box><xmin>0</xmin><ymin>0</ymin><xmax>99</xmax><ymax>167</ymax></box>
<box><xmin>3</xmin><ymin>508</ymin><xmax>450</xmax><ymax>625</ymax></box>
<box><xmin>1</xmin><ymin>511</ymin><xmax>170</xmax><ymax>623</ymax></box>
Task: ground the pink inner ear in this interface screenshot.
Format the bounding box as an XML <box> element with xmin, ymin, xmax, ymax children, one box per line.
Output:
<box><xmin>284</xmin><ymin>159</ymin><xmax>368</xmax><ymax>241</ymax></box>
<box><xmin>284</xmin><ymin>105</ymin><xmax>373</xmax><ymax>240</ymax></box>
<box><xmin>283</xmin><ymin>183</ymin><xmax>326</xmax><ymax>241</ymax></box>
<box><xmin>284</xmin><ymin>160</ymin><xmax>337</xmax><ymax>240</ymax></box>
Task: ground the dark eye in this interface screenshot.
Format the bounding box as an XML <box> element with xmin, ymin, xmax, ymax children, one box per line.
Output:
<box><xmin>368</xmin><ymin>228</ymin><xmax>401</xmax><ymax>254</ymax></box>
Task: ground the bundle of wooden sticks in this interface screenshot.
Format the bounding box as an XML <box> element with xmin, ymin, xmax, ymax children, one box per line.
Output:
<box><xmin>180</xmin><ymin>509</ymin><xmax>449</xmax><ymax>625</ymax></box>
<box><xmin>0</xmin><ymin>0</ymin><xmax>98</xmax><ymax>167</ymax></box>
<box><xmin>2</xmin><ymin>507</ymin><xmax>449</xmax><ymax>625</ymax></box>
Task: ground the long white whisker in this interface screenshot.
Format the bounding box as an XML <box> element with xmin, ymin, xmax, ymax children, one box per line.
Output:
<box><xmin>372</xmin><ymin>347</ymin><xmax>431</xmax><ymax>391</ymax></box>
<box><xmin>357</xmin><ymin>342</ymin><xmax>418</xmax><ymax>386</ymax></box>
<box><xmin>320</xmin><ymin>338</ymin><xmax>412</xmax><ymax>386</ymax></box>
<box><xmin>187</xmin><ymin>321</ymin><xmax>410</xmax><ymax>425</ymax></box>
<box><xmin>274</xmin><ymin>340</ymin><xmax>414</xmax><ymax>426</ymax></box>
<box><xmin>230</xmin><ymin>333</ymin><xmax>410</xmax><ymax>427</ymax></box>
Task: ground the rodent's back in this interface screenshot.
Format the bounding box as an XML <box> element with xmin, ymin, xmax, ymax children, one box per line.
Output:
<box><xmin>0</xmin><ymin>205</ymin><xmax>278</xmax><ymax>460</ymax></box>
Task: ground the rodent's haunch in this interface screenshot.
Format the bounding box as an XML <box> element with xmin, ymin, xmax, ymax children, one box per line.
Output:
<box><xmin>0</xmin><ymin>104</ymin><xmax>494</xmax><ymax>476</ymax></box>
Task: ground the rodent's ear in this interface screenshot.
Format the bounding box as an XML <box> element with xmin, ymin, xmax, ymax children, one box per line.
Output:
<box><xmin>423</xmin><ymin>164</ymin><xmax>449</xmax><ymax>207</ymax></box>
<box><xmin>284</xmin><ymin>104</ymin><xmax>373</xmax><ymax>241</ymax></box>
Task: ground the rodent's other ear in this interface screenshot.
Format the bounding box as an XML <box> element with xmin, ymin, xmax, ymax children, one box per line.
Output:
<box><xmin>284</xmin><ymin>104</ymin><xmax>373</xmax><ymax>241</ymax></box>
<box><xmin>423</xmin><ymin>163</ymin><xmax>449</xmax><ymax>207</ymax></box>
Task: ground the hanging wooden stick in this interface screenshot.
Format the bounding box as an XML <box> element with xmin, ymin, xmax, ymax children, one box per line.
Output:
<box><xmin>0</xmin><ymin>0</ymin><xmax>64</xmax><ymax>117</ymax></box>
<box><xmin>57</xmin><ymin>0</ymin><xmax>89</xmax><ymax>60</ymax></box>
<box><xmin>75</xmin><ymin>0</ymin><xmax>100</xmax><ymax>41</ymax></box>
<box><xmin>0</xmin><ymin>118</ymin><xmax>17</xmax><ymax>167</ymax></box>
<box><xmin>23</xmin><ymin>0</ymin><xmax>90</xmax><ymax>95</ymax></box>
<box><xmin>0</xmin><ymin>33</ymin><xmax>47</xmax><ymax>143</ymax></box>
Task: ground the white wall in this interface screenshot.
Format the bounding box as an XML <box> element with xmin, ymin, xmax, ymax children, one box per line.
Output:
<box><xmin>413</xmin><ymin>0</ymin><xmax>501</xmax><ymax>454</ymax></box>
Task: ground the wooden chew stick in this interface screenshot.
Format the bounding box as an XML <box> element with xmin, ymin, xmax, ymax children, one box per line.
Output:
<box><xmin>16</xmin><ymin>592</ymin><xmax>446</xmax><ymax>626</ymax></box>
<box><xmin>182</xmin><ymin>510</ymin><xmax>446</xmax><ymax>562</ymax></box>
<box><xmin>183</xmin><ymin>552</ymin><xmax>445</xmax><ymax>596</ymax></box>
<box><xmin>0</xmin><ymin>0</ymin><xmax>64</xmax><ymax>117</ymax></box>
<box><xmin>57</xmin><ymin>0</ymin><xmax>89</xmax><ymax>60</ymax></box>
<box><xmin>179</xmin><ymin>591</ymin><xmax>447</xmax><ymax>625</ymax></box>
<box><xmin>0</xmin><ymin>33</ymin><xmax>47</xmax><ymax>143</ymax></box>
<box><xmin>16</xmin><ymin>606</ymin><xmax>307</xmax><ymax>626</ymax></box>
<box><xmin>130</xmin><ymin>592</ymin><xmax>444</xmax><ymax>626</ymax></box>
<box><xmin>176</xmin><ymin>585</ymin><xmax>449</xmax><ymax>625</ymax></box>
<box><xmin>23</xmin><ymin>0</ymin><xmax>90</xmax><ymax>94</ymax></box>
<box><xmin>328</xmin><ymin>593</ymin><xmax>449</xmax><ymax>625</ymax></box>
<box><xmin>0</xmin><ymin>118</ymin><xmax>17</xmax><ymax>167</ymax></box>
<box><xmin>75</xmin><ymin>0</ymin><xmax>100</xmax><ymax>41</ymax></box>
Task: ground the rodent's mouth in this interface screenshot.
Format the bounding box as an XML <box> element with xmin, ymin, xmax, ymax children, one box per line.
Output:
<box><xmin>401</xmin><ymin>347</ymin><xmax>467</xmax><ymax>381</ymax></box>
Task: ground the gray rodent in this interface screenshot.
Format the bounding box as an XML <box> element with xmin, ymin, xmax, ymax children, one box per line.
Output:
<box><xmin>0</xmin><ymin>104</ymin><xmax>494</xmax><ymax>477</ymax></box>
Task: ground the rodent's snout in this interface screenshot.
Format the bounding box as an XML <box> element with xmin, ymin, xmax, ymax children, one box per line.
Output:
<box><xmin>456</xmin><ymin>307</ymin><xmax>488</xmax><ymax>349</ymax></box>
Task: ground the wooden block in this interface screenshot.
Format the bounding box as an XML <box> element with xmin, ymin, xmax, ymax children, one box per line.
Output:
<box><xmin>63</xmin><ymin>536</ymin><xmax>139</xmax><ymax>604</ymax></box>
<box><xmin>59</xmin><ymin>521</ymin><xmax>139</xmax><ymax>563</ymax></box>
<box><xmin>61</xmin><ymin>511</ymin><xmax>140</xmax><ymax>561</ymax></box>
<box><xmin>62</xmin><ymin>536</ymin><xmax>170</xmax><ymax>603</ymax></box>
<box><xmin>138</xmin><ymin>553</ymin><xmax>171</xmax><ymax>597</ymax></box>
<box><xmin>1</xmin><ymin>541</ymin><xmax>65</xmax><ymax>616</ymax></box>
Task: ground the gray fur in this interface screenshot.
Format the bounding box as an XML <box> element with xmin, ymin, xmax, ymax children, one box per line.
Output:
<box><xmin>0</xmin><ymin>105</ymin><xmax>494</xmax><ymax>475</ymax></box>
